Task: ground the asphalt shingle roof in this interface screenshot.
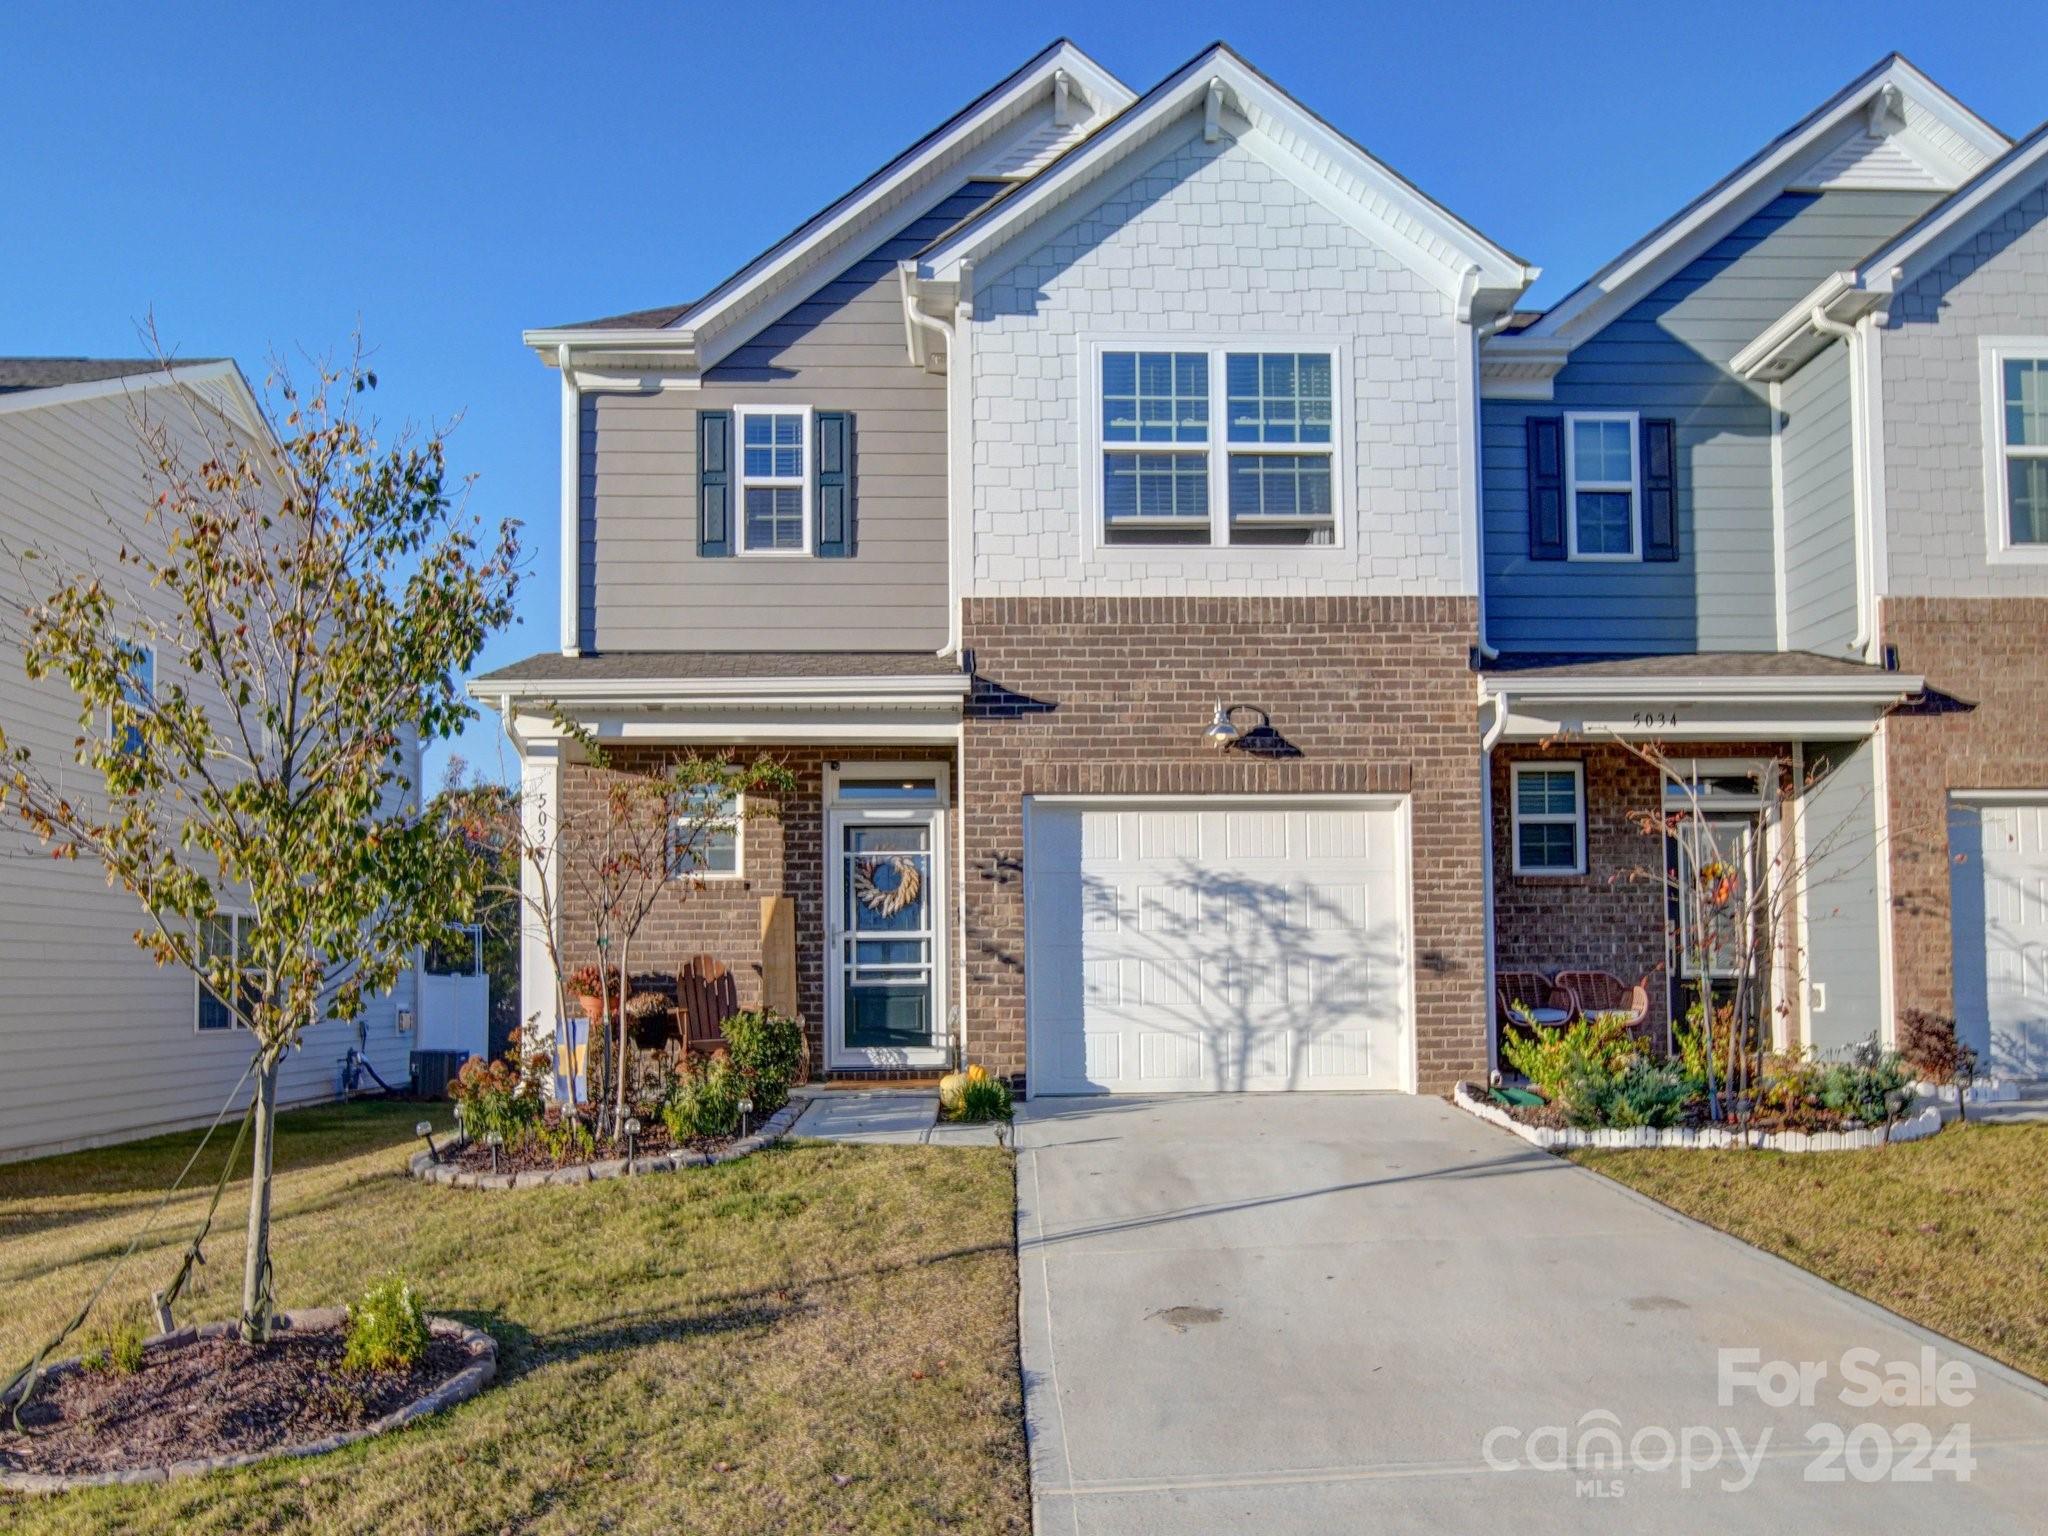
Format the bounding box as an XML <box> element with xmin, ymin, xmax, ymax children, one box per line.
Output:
<box><xmin>472</xmin><ymin>650</ymin><xmax>965</xmax><ymax>686</ymax></box>
<box><xmin>0</xmin><ymin>357</ymin><xmax>222</xmax><ymax>395</ymax></box>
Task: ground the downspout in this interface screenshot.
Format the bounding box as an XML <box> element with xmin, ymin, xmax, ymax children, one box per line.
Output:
<box><xmin>1479</xmin><ymin>687</ymin><xmax>1510</xmax><ymax>1079</ymax></box>
<box><xmin>900</xmin><ymin>263</ymin><xmax>962</xmax><ymax>655</ymax></box>
<box><xmin>556</xmin><ymin>345</ymin><xmax>580</xmax><ymax>657</ymax></box>
<box><xmin>1809</xmin><ymin>308</ymin><xmax>1871</xmax><ymax>658</ymax></box>
<box><xmin>1466</xmin><ymin>294</ymin><xmax>1524</xmax><ymax>661</ymax></box>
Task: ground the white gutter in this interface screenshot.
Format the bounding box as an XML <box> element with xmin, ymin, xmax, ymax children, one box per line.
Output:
<box><xmin>557</xmin><ymin>345</ymin><xmax>580</xmax><ymax>656</ymax></box>
<box><xmin>1475</xmin><ymin>671</ymin><xmax>1921</xmax><ymax>703</ymax></box>
<box><xmin>467</xmin><ymin>672</ymin><xmax>970</xmax><ymax>707</ymax></box>
<box><xmin>1808</xmin><ymin>306</ymin><xmax>1872</xmax><ymax>657</ymax></box>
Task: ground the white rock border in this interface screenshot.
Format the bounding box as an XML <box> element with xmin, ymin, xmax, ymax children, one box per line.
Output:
<box><xmin>1453</xmin><ymin>1081</ymin><xmax>1943</xmax><ymax>1152</ymax></box>
<box><xmin>407</xmin><ymin>1098</ymin><xmax>805</xmax><ymax>1189</ymax></box>
<box><xmin>0</xmin><ymin>1307</ymin><xmax>496</xmax><ymax>1496</ymax></box>
<box><xmin>1915</xmin><ymin>1076</ymin><xmax>2022</xmax><ymax>1105</ymax></box>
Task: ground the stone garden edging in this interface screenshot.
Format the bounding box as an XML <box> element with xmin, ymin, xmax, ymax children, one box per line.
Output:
<box><xmin>406</xmin><ymin>1099</ymin><xmax>806</xmax><ymax>1189</ymax></box>
<box><xmin>0</xmin><ymin>1308</ymin><xmax>496</xmax><ymax>1496</ymax></box>
<box><xmin>1453</xmin><ymin>1080</ymin><xmax>1944</xmax><ymax>1152</ymax></box>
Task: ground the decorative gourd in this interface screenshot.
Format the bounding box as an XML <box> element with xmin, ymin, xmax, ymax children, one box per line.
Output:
<box><xmin>966</xmin><ymin>1063</ymin><xmax>989</xmax><ymax>1084</ymax></box>
<box><xmin>938</xmin><ymin>1071</ymin><xmax>970</xmax><ymax>1112</ymax></box>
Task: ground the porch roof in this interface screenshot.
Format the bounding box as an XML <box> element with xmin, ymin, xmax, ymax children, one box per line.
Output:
<box><xmin>468</xmin><ymin>649</ymin><xmax>969</xmax><ymax>747</ymax></box>
<box><xmin>1478</xmin><ymin>651</ymin><xmax>1923</xmax><ymax>742</ymax></box>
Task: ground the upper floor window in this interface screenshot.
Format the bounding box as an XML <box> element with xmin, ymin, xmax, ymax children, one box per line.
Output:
<box><xmin>737</xmin><ymin>405</ymin><xmax>811</xmax><ymax>555</ymax></box>
<box><xmin>1565</xmin><ymin>413</ymin><xmax>1639</xmax><ymax>560</ymax></box>
<box><xmin>196</xmin><ymin>912</ymin><xmax>257</xmax><ymax>1031</ymax></box>
<box><xmin>113</xmin><ymin>639</ymin><xmax>153</xmax><ymax>754</ymax></box>
<box><xmin>1090</xmin><ymin>341</ymin><xmax>1341</xmax><ymax>550</ymax></box>
<box><xmin>1987</xmin><ymin>345</ymin><xmax>2048</xmax><ymax>555</ymax></box>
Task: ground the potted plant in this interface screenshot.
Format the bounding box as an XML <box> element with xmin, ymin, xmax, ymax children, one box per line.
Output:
<box><xmin>567</xmin><ymin>963</ymin><xmax>617</xmax><ymax>1023</ymax></box>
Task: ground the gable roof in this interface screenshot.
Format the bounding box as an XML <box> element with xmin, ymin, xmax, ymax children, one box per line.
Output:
<box><xmin>1486</xmin><ymin>53</ymin><xmax>2007</xmax><ymax>383</ymax></box>
<box><xmin>1734</xmin><ymin>114</ymin><xmax>2048</xmax><ymax>381</ymax></box>
<box><xmin>908</xmin><ymin>41</ymin><xmax>1535</xmax><ymax>318</ymax></box>
<box><xmin>525</xmin><ymin>39</ymin><xmax>1133</xmax><ymax>377</ymax></box>
<box><xmin>0</xmin><ymin>357</ymin><xmax>224</xmax><ymax>395</ymax></box>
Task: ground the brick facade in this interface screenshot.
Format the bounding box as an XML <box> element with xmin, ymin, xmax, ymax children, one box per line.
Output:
<box><xmin>1879</xmin><ymin>597</ymin><xmax>2048</xmax><ymax>1021</ymax></box>
<box><xmin>558</xmin><ymin>744</ymin><xmax>957</xmax><ymax>1080</ymax></box>
<box><xmin>960</xmin><ymin>595</ymin><xmax>1484</xmax><ymax>1094</ymax></box>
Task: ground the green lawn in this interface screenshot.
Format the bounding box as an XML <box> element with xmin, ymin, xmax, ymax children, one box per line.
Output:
<box><xmin>1570</xmin><ymin>1120</ymin><xmax>2048</xmax><ymax>1383</ymax></box>
<box><xmin>0</xmin><ymin>1100</ymin><xmax>1026</xmax><ymax>1534</ymax></box>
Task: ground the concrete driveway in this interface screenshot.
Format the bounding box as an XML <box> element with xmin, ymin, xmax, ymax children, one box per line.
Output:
<box><xmin>1015</xmin><ymin>1093</ymin><xmax>2048</xmax><ymax>1533</ymax></box>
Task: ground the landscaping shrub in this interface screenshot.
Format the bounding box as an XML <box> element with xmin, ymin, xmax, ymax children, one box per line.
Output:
<box><xmin>1817</xmin><ymin>1048</ymin><xmax>1915</xmax><ymax>1132</ymax></box>
<box><xmin>1899</xmin><ymin>1008</ymin><xmax>1977</xmax><ymax>1088</ymax></box>
<box><xmin>343</xmin><ymin>1275</ymin><xmax>430</xmax><ymax>1374</ymax></box>
<box><xmin>953</xmin><ymin>1064</ymin><xmax>1013</xmax><ymax>1123</ymax></box>
<box><xmin>720</xmin><ymin>1008</ymin><xmax>806</xmax><ymax>1113</ymax></box>
<box><xmin>536</xmin><ymin>1109</ymin><xmax>597</xmax><ymax>1164</ymax></box>
<box><xmin>661</xmin><ymin>1049</ymin><xmax>744</xmax><ymax>1140</ymax></box>
<box><xmin>79</xmin><ymin>1310</ymin><xmax>147</xmax><ymax>1375</ymax></box>
<box><xmin>1501</xmin><ymin>1011</ymin><xmax>1638</xmax><ymax>1102</ymax></box>
<box><xmin>1562</xmin><ymin>1054</ymin><xmax>1690</xmax><ymax>1130</ymax></box>
<box><xmin>449</xmin><ymin>1049</ymin><xmax>547</xmax><ymax>1143</ymax></box>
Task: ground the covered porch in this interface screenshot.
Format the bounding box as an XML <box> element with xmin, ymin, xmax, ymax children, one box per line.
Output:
<box><xmin>1477</xmin><ymin>652</ymin><xmax>1923</xmax><ymax>1070</ymax></box>
<box><xmin>470</xmin><ymin>651</ymin><xmax>971</xmax><ymax>1087</ymax></box>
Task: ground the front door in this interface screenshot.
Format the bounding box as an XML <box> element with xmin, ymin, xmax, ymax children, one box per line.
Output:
<box><xmin>1669</xmin><ymin>812</ymin><xmax>1765</xmax><ymax>1029</ymax></box>
<box><xmin>825</xmin><ymin>766</ymin><xmax>949</xmax><ymax>1069</ymax></box>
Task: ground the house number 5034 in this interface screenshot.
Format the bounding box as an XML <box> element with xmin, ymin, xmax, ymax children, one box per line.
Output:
<box><xmin>1630</xmin><ymin>709</ymin><xmax>1680</xmax><ymax>729</ymax></box>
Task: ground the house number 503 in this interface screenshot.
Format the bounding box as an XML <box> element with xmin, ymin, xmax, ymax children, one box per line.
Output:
<box><xmin>1630</xmin><ymin>709</ymin><xmax>1680</xmax><ymax>729</ymax></box>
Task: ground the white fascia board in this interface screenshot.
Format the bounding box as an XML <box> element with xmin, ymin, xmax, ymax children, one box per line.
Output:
<box><xmin>1476</xmin><ymin>671</ymin><xmax>1922</xmax><ymax>702</ymax></box>
<box><xmin>523</xmin><ymin>42</ymin><xmax>1132</xmax><ymax>378</ymax></box>
<box><xmin>915</xmin><ymin>48</ymin><xmax>1534</xmax><ymax>305</ymax></box>
<box><xmin>1519</xmin><ymin>57</ymin><xmax>2009</xmax><ymax>352</ymax></box>
<box><xmin>467</xmin><ymin>673</ymin><xmax>970</xmax><ymax>707</ymax></box>
<box><xmin>1857</xmin><ymin>120</ymin><xmax>2048</xmax><ymax>298</ymax></box>
<box><xmin>1728</xmin><ymin>271</ymin><xmax>1863</xmax><ymax>380</ymax></box>
<box><xmin>0</xmin><ymin>359</ymin><xmax>249</xmax><ymax>421</ymax></box>
<box><xmin>1478</xmin><ymin>335</ymin><xmax>1572</xmax><ymax>398</ymax></box>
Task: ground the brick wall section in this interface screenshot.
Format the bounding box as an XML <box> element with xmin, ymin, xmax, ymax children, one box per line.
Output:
<box><xmin>1489</xmin><ymin>742</ymin><xmax>1793</xmax><ymax>1054</ymax></box>
<box><xmin>1880</xmin><ymin>598</ymin><xmax>2048</xmax><ymax>1020</ymax></box>
<box><xmin>961</xmin><ymin>595</ymin><xmax>1483</xmax><ymax>1095</ymax></box>
<box><xmin>558</xmin><ymin>744</ymin><xmax>956</xmax><ymax>1080</ymax></box>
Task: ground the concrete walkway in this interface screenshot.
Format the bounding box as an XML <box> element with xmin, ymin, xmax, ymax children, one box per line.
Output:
<box><xmin>790</xmin><ymin>1088</ymin><xmax>1005</xmax><ymax>1146</ymax></box>
<box><xmin>1016</xmin><ymin>1093</ymin><xmax>2048</xmax><ymax>1533</ymax></box>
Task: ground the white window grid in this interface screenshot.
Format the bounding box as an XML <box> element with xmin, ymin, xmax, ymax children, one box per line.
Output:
<box><xmin>735</xmin><ymin>404</ymin><xmax>813</xmax><ymax>556</ymax></box>
<box><xmin>1511</xmin><ymin>761</ymin><xmax>1587</xmax><ymax>877</ymax></box>
<box><xmin>1563</xmin><ymin>411</ymin><xmax>1640</xmax><ymax>562</ymax></box>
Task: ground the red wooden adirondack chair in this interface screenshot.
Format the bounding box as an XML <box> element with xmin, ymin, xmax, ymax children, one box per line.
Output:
<box><xmin>676</xmin><ymin>954</ymin><xmax>739</xmax><ymax>1057</ymax></box>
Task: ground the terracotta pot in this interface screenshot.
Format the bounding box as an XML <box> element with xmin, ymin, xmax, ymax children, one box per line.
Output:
<box><xmin>577</xmin><ymin>994</ymin><xmax>604</xmax><ymax>1024</ymax></box>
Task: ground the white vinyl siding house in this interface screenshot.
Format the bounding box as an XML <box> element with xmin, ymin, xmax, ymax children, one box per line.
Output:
<box><xmin>0</xmin><ymin>366</ymin><xmax>421</xmax><ymax>1161</ymax></box>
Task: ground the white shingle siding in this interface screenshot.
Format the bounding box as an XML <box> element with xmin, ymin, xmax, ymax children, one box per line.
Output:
<box><xmin>1883</xmin><ymin>180</ymin><xmax>2048</xmax><ymax>596</ymax></box>
<box><xmin>965</xmin><ymin>124</ymin><xmax>1468</xmax><ymax>596</ymax></box>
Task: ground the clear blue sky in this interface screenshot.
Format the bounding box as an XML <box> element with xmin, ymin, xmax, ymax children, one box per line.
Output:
<box><xmin>7</xmin><ymin>2</ymin><xmax>2046</xmax><ymax>785</ymax></box>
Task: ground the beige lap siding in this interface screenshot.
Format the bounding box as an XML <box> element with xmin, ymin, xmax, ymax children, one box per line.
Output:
<box><xmin>1490</xmin><ymin>742</ymin><xmax>1789</xmax><ymax>1052</ymax></box>
<box><xmin>961</xmin><ymin>595</ymin><xmax>1485</xmax><ymax>1096</ymax></box>
<box><xmin>1880</xmin><ymin>598</ymin><xmax>2048</xmax><ymax>1023</ymax></box>
<box><xmin>558</xmin><ymin>744</ymin><xmax>958</xmax><ymax>1081</ymax></box>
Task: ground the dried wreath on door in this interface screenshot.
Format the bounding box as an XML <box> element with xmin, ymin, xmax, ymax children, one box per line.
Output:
<box><xmin>852</xmin><ymin>856</ymin><xmax>923</xmax><ymax>919</ymax></box>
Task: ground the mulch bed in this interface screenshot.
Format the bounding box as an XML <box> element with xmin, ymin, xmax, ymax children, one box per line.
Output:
<box><xmin>1487</xmin><ymin>1088</ymin><xmax>1860</xmax><ymax>1135</ymax></box>
<box><xmin>445</xmin><ymin>1118</ymin><xmax>737</xmax><ymax>1176</ymax></box>
<box><xmin>0</xmin><ymin>1326</ymin><xmax>473</xmax><ymax>1480</ymax></box>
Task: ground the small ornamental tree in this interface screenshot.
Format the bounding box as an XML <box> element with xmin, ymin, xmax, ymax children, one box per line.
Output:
<box><xmin>0</xmin><ymin>349</ymin><xmax>517</xmax><ymax>1341</ymax></box>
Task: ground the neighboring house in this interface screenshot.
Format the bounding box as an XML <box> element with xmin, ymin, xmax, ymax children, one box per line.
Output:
<box><xmin>0</xmin><ymin>360</ymin><xmax>427</xmax><ymax>1160</ymax></box>
<box><xmin>478</xmin><ymin>42</ymin><xmax>2047</xmax><ymax>1098</ymax></box>
<box><xmin>1732</xmin><ymin>116</ymin><xmax>2048</xmax><ymax>1079</ymax></box>
<box><xmin>479</xmin><ymin>39</ymin><xmax>1534</xmax><ymax>1096</ymax></box>
<box><xmin>1480</xmin><ymin>56</ymin><xmax>2044</xmax><ymax>1072</ymax></box>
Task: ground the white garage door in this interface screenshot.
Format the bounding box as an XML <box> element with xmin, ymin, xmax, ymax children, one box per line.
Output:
<box><xmin>1025</xmin><ymin>799</ymin><xmax>1410</xmax><ymax>1094</ymax></box>
<box><xmin>1951</xmin><ymin>797</ymin><xmax>2048</xmax><ymax>1079</ymax></box>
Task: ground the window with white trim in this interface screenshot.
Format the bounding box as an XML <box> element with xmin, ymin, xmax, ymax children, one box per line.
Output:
<box><xmin>1512</xmin><ymin>762</ymin><xmax>1586</xmax><ymax>876</ymax></box>
<box><xmin>670</xmin><ymin>788</ymin><xmax>742</xmax><ymax>878</ymax></box>
<box><xmin>196</xmin><ymin>912</ymin><xmax>256</xmax><ymax>1031</ymax></box>
<box><xmin>1565</xmin><ymin>412</ymin><xmax>1639</xmax><ymax>560</ymax></box>
<box><xmin>113</xmin><ymin>639</ymin><xmax>153</xmax><ymax>755</ymax></box>
<box><xmin>737</xmin><ymin>406</ymin><xmax>810</xmax><ymax>554</ymax></box>
<box><xmin>1094</xmin><ymin>343</ymin><xmax>1340</xmax><ymax>548</ymax></box>
<box><xmin>1994</xmin><ymin>350</ymin><xmax>2048</xmax><ymax>548</ymax></box>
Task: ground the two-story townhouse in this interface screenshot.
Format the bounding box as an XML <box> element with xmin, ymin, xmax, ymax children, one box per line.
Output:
<box><xmin>1733</xmin><ymin>116</ymin><xmax>2048</xmax><ymax>1081</ymax></box>
<box><xmin>478</xmin><ymin>40</ymin><xmax>1537</xmax><ymax>1096</ymax></box>
<box><xmin>1476</xmin><ymin>58</ymin><xmax>2013</xmax><ymax>1064</ymax></box>
<box><xmin>0</xmin><ymin>360</ymin><xmax>426</xmax><ymax>1160</ymax></box>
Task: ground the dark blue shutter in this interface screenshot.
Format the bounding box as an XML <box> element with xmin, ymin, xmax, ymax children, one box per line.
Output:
<box><xmin>1640</xmin><ymin>418</ymin><xmax>1678</xmax><ymax>562</ymax></box>
<box><xmin>1526</xmin><ymin>416</ymin><xmax>1566</xmax><ymax>561</ymax></box>
<box><xmin>698</xmin><ymin>409</ymin><xmax>732</xmax><ymax>557</ymax></box>
<box><xmin>815</xmin><ymin>410</ymin><xmax>854</xmax><ymax>558</ymax></box>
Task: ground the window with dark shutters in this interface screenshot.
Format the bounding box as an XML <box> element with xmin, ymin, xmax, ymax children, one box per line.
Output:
<box><xmin>815</xmin><ymin>410</ymin><xmax>854</xmax><ymax>558</ymax></box>
<box><xmin>1526</xmin><ymin>415</ymin><xmax>1565</xmax><ymax>560</ymax></box>
<box><xmin>1640</xmin><ymin>417</ymin><xmax>1679</xmax><ymax>561</ymax></box>
<box><xmin>698</xmin><ymin>409</ymin><xmax>733</xmax><ymax>557</ymax></box>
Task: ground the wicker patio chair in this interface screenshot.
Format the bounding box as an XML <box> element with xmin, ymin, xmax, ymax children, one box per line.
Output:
<box><xmin>1553</xmin><ymin>970</ymin><xmax>1652</xmax><ymax>1034</ymax></box>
